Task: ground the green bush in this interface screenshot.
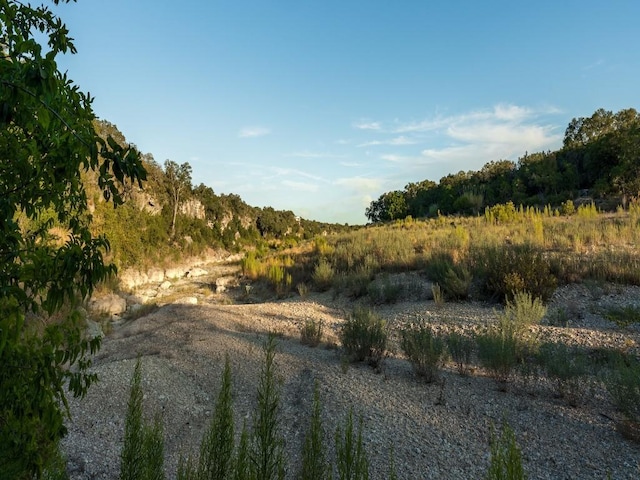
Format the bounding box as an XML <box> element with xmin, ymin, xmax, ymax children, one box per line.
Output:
<box><xmin>476</xmin><ymin>244</ymin><xmax>557</xmax><ymax>302</ymax></box>
<box><xmin>485</xmin><ymin>422</ymin><xmax>526</xmax><ymax>480</ymax></box>
<box><xmin>446</xmin><ymin>332</ymin><xmax>475</xmax><ymax>375</ymax></box>
<box><xmin>425</xmin><ymin>253</ymin><xmax>472</xmax><ymax>300</ymax></box>
<box><xmin>400</xmin><ymin>324</ymin><xmax>446</xmax><ymax>383</ymax></box>
<box><xmin>340</xmin><ymin>307</ymin><xmax>387</xmax><ymax>368</ymax></box>
<box><xmin>477</xmin><ymin>328</ymin><xmax>520</xmax><ymax>385</ymax></box>
<box><xmin>333</xmin><ymin>268</ymin><xmax>374</xmax><ymax>299</ymax></box>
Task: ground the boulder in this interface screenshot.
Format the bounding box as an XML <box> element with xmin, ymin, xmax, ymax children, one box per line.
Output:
<box><xmin>165</xmin><ymin>267</ymin><xmax>187</xmax><ymax>279</ymax></box>
<box><xmin>119</xmin><ymin>270</ymin><xmax>149</xmax><ymax>290</ymax></box>
<box><xmin>147</xmin><ymin>268</ymin><xmax>165</xmax><ymax>283</ymax></box>
<box><xmin>159</xmin><ymin>281</ymin><xmax>172</xmax><ymax>290</ymax></box>
<box><xmin>90</xmin><ymin>294</ymin><xmax>127</xmax><ymax>316</ymax></box>
<box><xmin>186</xmin><ymin>267</ymin><xmax>208</xmax><ymax>278</ymax></box>
<box><xmin>176</xmin><ymin>296</ymin><xmax>198</xmax><ymax>305</ymax></box>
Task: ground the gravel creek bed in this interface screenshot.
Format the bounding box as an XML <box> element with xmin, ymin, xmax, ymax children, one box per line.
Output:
<box><xmin>61</xmin><ymin>279</ymin><xmax>640</xmax><ymax>479</ymax></box>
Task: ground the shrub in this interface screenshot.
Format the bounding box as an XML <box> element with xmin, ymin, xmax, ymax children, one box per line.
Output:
<box><xmin>297</xmin><ymin>282</ymin><xmax>309</xmax><ymax>298</ymax></box>
<box><xmin>301</xmin><ymin>319</ymin><xmax>323</xmax><ymax>347</ymax></box>
<box><xmin>476</xmin><ymin>244</ymin><xmax>557</xmax><ymax>302</ymax></box>
<box><xmin>538</xmin><ymin>343</ymin><xmax>591</xmax><ymax>406</ymax></box>
<box><xmin>340</xmin><ymin>307</ymin><xmax>387</xmax><ymax>368</ymax></box>
<box><xmin>485</xmin><ymin>422</ymin><xmax>526</xmax><ymax>480</ymax></box>
<box><xmin>313</xmin><ymin>258</ymin><xmax>335</xmax><ymax>291</ymax></box>
<box><xmin>446</xmin><ymin>332</ymin><xmax>475</xmax><ymax>375</ymax></box>
<box><xmin>401</xmin><ymin>324</ymin><xmax>446</xmax><ymax>383</ymax></box>
<box><xmin>334</xmin><ymin>268</ymin><xmax>374</xmax><ymax>299</ymax></box>
<box><xmin>425</xmin><ymin>253</ymin><xmax>472</xmax><ymax>300</ymax></box>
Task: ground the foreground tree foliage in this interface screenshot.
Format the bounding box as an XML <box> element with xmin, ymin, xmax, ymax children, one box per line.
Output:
<box><xmin>0</xmin><ymin>1</ymin><xmax>146</xmax><ymax>477</ymax></box>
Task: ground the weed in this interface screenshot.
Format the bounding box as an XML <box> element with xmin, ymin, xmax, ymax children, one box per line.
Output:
<box><xmin>446</xmin><ymin>332</ymin><xmax>474</xmax><ymax>375</ymax></box>
<box><xmin>300</xmin><ymin>319</ymin><xmax>323</xmax><ymax>347</ymax></box>
<box><xmin>197</xmin><ymin>357</ymin><xmax>235</xmax><ymax>480</ymax></box>
<box><xmin>485</xmin><ymin>421</ymin><xmax>526</xmax><ymax>480</ymax></box>
<box><xmin>545</xmin><ymin>307</ymin><xmax>569</xmax><ymax>327</ymax></box>
<box><xmin>604</xmin><ymin>353</ymin><xmax>640</xmax><ymax>423</ymax></box>
<box><xmin>537</xmin><ymin>343</ymin><xmax>591</xmax><ymax>406</ymax></box>
<box><xmin>367</xmin><ymin>275</ymin><xmax>403</xmax><ymax>305</ymax></box>
<box><xmin>300</xmin><ymin>383</ymin><xmax>331</xmax><ymax>480</ymax></box>
<box><xmin>297</xmin><ymin>282</ymin><xmax>309</xmax><ymax>298</ymax></box>
<box><xmin>476</xmin><ymin>328</ymin><xmax>520</xmax><ymax>385</ymax></box>
<box><xmin>340</xmin><ymin>307</ymin><xmax>387</xmax><ymax>368</ymax></box>
<box><xmin>335</xmin><ymin>409</ymin><xmax>369</xmax><ymax>480</ymax></box>
<box><xmin>120</xmin><ymin>358</ymin><xmax>166</xmax><ymax>480</ymax></box>
<box><xmin>432</xmin><ymin>283</ymin><xmax>444</xmax><ymax>306</ymax></box>
<box><xmin>250</xmin><ymin>334</ymin><xmax>286</xmax><ymax>480</ymax></box>
<box><xmin>400</xmin><ymin>324</ymin><xmax>446</xmax><ymax>383</ymax></box>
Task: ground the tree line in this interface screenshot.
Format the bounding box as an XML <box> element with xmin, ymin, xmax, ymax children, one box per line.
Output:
<box><xmin>366</xmin><ymin>108</ymin><xmax>640</xmax><ymax>223</ymax></box>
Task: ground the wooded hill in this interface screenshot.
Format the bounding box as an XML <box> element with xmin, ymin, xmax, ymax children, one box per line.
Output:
<box><xmin>88</xmin><ymin>120</ymin><xmax>351</xmax><ymax>269</ymax></box>
<box><xmin>366</xmin><ymin>108</ymin><xmax>640</xmax><ymax>223</ymax></box>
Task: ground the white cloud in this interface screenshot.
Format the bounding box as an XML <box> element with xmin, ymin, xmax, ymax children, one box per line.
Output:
<box><xmin>353</xmin><ymin>120</ymin><xmax>382</xmax><ymax>130</ymax></box>
<box><xmin>286</xmin><ymin>151</ymin><xmax>346</xmax><ymax>159</ymax></box>
<box><xmin>357</xmin><ymin>135</ymin><xmax>418</xmax><ymax>147</ymax></box>
<box><xmin>238</xmin><ymin>126</ymin><xmax>271</xmax><ymax>138</ymax></box>
<box><xmin>340</xmin><ymin>161</ymin><xmax>364</xmax><ymax>167</ymax></box>
<box><xmin>334</xmin><ymin>176</ymin><xmax>382</xmax><ymax>192</ymax></box>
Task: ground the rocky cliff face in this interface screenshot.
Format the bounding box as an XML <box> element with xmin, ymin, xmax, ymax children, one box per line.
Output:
<box><xmin>179</xmin><ymin>199</ymin><xmax>205</xmax><ymax>220</ymax></box>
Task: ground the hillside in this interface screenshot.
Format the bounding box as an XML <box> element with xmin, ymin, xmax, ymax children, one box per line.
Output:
<box><xmin>88</xmin><ymin>120</ymin><xmax>352</xmax><ymax>270</ymax></box>
<box><xmin>366</xmin><ymin>108</ymin><xmax>640</xmax><ymax>222</ymax></box>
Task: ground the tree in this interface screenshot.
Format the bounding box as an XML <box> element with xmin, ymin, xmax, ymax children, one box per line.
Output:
<box><xmin>164</xmin><ymin>159</ymin><xmax>192</xmax><ymax>239</ymax></box>
<box><xmin>0</xmin><ymin>1</ymin><xmax>146</xmax><ymax>477</ymax></box>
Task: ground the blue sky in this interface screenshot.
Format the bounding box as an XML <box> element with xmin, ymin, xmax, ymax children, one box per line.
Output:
<box><xmin>54</xmin><ymin>1</ymin><xmax>640</xmax><ymax>224</ymax></box>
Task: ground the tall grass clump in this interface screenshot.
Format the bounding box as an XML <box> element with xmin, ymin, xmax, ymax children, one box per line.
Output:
<box><xmin>537</xmin><ymin>343</ymin><xmax>591</xmax><ymax>406</ymax></box>
<box><xmin>400</xmin><ymin>323</ymin><xmax>446</xmax><ymax>383</ymax></box>
<box><xmin>485</xmin><ymin>422</ymin><xmax>526</xmax><ymax>480</ymax></box>
<box><xmin>335</xmin><ymin>409</ymin><xmax>369</xmax><ymax>480</ymax></box>
<box><xmin>251</xmin><ymin>334</ymin><xmax>286</xmax><ymax>480</ymax></box>
<box><xmin>477</xmin><ymin>293</ymin><xmax>543</xmax><ymax>386</ymax></box>
<box><xmin>120</xmin><ymin>358</ymin><xmax>165</xmax><ymax>480</ymax></box>
<box><xmin>197</xmin><ymin>357</ymin><xmax>235</xmax><ymax>480</ymax></box>
<box><xmin>300</xmin><ymin>383</ymin><xmax>331</xmax><ymax>480</ymax></box>
<box><xmin>300</xmin><ymin>319</ymin><xmax>323</xmax><ymax>347</ymax></box>
<box><xmin>604</xmin><ymin>353</ymin><xmax>640</xmax><ymax>430</ymax></box>
<box><xmin>446</xmin><ymin>332</ymin><xmax>475</xmax><ymax>375</ymax></box>
<box><xmin>340</xmin><ymin>307</ymin><xmax>387</xmax><ymax>368</ymax></box>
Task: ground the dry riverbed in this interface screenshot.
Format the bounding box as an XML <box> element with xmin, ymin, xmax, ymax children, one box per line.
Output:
<box><xmin>62</xmin><ymin>274</ymin><xmax>640</xmax><ymax>479</ymax></box>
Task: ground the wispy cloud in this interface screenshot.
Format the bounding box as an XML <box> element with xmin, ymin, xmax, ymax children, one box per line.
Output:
<box><xmin>352</xmin><ymin>120</ymin><xmax>382</xmax><ymax>130</ymax></box>
<box><xmin>286</xmin><ymin>150</ymin><xmax>346</xmax><ymax>159</ymax></box>
<box><xmin>334</xmin><ymin>176</ymin><xmax>382</xmax><ymax>192</ymax></box>
<box><xmin>357</xmin><ymin>135</ymin><xmax>418</xmax><ymax>147</ymax></box>
<box><xmin>238</xmin><ymin>126</ymin><xmax>271</xmax><ymax>138</ymax></box>
<box><xmin>282</xmin><ymin>180</ymin><xmax>320</xmax><ymax>192</ymax></box>
<box><xmin>340</xmin><ymin>161</ymin><xmax>364</xmax><ymax>167</ymax></box>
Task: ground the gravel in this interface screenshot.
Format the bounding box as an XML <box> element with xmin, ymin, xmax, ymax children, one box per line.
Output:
<box><xmin>61</xmin><ymin>277</ymin><xmax>640</xmax><ymax>479</ymax></box>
